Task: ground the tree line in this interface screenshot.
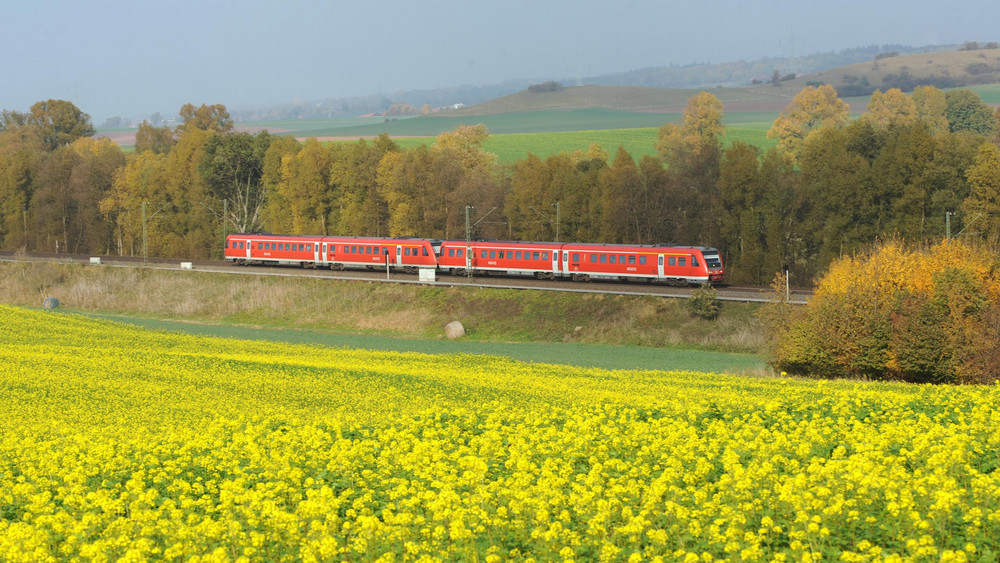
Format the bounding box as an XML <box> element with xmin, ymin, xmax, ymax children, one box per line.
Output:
<box><xmin>2</xmin><ymin>88</ymin><xmax>999</xmax><ymax>286</ymax></box>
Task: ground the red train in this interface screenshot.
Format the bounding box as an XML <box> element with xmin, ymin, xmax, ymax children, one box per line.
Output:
<box><xmin>224</xmin><ymin>233</ymin><xmax>724</xmax><ymax>285</ymax></box>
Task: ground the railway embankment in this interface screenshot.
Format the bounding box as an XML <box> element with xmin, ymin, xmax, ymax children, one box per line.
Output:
<box><xmin>0</xmin><ymin>260</ymin><xmax>768</xmax><ymax>355</ymax></box>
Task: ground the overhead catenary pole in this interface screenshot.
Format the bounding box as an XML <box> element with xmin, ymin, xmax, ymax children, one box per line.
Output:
<box><xmin>465</xmin><ymin>206</ymin><xmax>473</xmax><ymax>280</ymax></box>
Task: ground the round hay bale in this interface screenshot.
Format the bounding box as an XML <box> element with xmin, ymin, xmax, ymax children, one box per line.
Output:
<box><xmin>444</xmin><ymin>320</ymin><xmax>466</xmax><ymax>340</ymax></box>
<box><xmin>43</xmin><ymin>297</ymin><xmax>60</xmax><ymax>310</ymax></box>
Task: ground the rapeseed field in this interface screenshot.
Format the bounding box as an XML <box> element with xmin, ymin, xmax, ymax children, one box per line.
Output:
<box><xmin>1</xmin><ymin>304</ymin><xmax>998</xmax><ymax>562</ymax></box>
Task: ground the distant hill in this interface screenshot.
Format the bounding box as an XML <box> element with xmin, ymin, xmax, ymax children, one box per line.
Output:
<box><xmin>444</xmin><ymin>49</ymin><xmax>1000</xmax><ymax>118</ymax></box>
<box><xmin>777</xmin><ymin>48</ymin><xmax>1000</xmax><ymax>96</ymax></box>
<box><xmin>442</xmin><ymin>84</ymin><xmax>796</xmax><ymax>116</ymax></box>
<box><xmin>229</xmin><ymin>43</ymin><xmax>995</xmax><ymax>122</ymax></box>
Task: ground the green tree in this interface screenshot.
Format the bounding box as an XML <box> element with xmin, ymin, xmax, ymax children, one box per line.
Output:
<box><xmin>26</xmin><ymin>99</ymin><xmax>95</xmax><ymax>151</ymax></box>
<box><xmin>945</xmin><ymin>90</ymin><xmax>997</xmax><ymax>135</ymax></box>
<box><xmin>198</xmin><ymin>130</ymin><xmax>272</xmax><ymax>234</ymax></box>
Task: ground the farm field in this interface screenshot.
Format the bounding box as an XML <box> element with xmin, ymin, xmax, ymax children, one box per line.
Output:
<box><xmin>3</xmin><ymin>304</ymin><xmax>1000</xmax><ymax>561</ymax></box>
<box><xmin>393</xmin><ymin>123</ymin><xmax>775</xmax><ymax>164</ymax></box>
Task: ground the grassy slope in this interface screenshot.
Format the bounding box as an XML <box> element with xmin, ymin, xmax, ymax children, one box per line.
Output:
<box><xmin>0</xmin><ymin>261</ymin><xmax>769</xmax><ymax>373</ymax></box>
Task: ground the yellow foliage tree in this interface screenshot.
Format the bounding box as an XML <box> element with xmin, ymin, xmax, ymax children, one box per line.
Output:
<box><xmin>863</xmin><ymin>88</ymin><xmax>918</xmax><ymax>132</ymax></box>
<box><xmin>768</xmin><ymin>239</ymin><xmax>1000</xmax><ymax>383</ymax></box>
<box><xmin>766</xmin><ymin>85</ymin><xmax>850</xmax><ymax>158</ymax></box>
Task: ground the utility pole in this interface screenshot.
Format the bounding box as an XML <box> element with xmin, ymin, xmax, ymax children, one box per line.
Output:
<box><xmin>465</xmin><ymin>206</ymin><xmax>473</xmax><ymax>280</ymax></box>
<box><xmin>946</xmin><ymin>211</ymin><xmax>953</xmax><ymax>240</ymax></box>
<box><xmin>553</xmin><ymin>201</ymin><xmax>560</xmax><ymax>242</ymax></box>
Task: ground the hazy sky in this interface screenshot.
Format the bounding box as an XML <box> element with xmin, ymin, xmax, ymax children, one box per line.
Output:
<box><xmin>2</xmin><ymin>0</ymin><xmax>998</xmax><ymax>122</ymax></box>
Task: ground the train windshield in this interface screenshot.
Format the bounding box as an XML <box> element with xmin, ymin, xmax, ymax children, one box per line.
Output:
<box><xmin>703</xmin><ymin>251</ymin><xmax>723</xmax><ymax>270</ymax></box>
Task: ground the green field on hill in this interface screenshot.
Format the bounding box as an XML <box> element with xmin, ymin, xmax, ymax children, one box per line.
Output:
<box><xmin>390</xmin><ymin>123</ymin><xmax>776</xmax><ymax>164</ymax></box>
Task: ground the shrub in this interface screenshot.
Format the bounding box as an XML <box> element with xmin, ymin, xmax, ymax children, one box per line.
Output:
<box><xmin>687</xmin><ymin>283</ymin><xmax>720</xmax><ymax>320</ymax></box>
<box><xmin>767</xmin><ymin>239</ymin><xmax>1000</xmax><ymax>383</ymax></box>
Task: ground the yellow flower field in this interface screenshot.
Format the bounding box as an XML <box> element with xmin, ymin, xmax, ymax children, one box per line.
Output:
<box><xmin>1</xmin><ymin>304</ymin><xmax>999</xmax><ymax>562</ymax></box>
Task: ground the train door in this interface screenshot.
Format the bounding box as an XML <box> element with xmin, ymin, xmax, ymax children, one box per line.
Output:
<box><xmin>657</xmin><ymin>254</ymin><xmax>665</xmax><ymax>279</ymax></box>
<box><xmin>245</xmin><ymin>240</ymin><xmax>251</xmax><ymax>260</ymax></box>
<box><xmin>552</xmin><ymin>250</ymin><xmax>560</xmax><ymax>276</ymax></box>
<box><xmin>395</xmin><ymin>245</ymin><xmax>402</xmax><ymax>267</ymax></box>
<box><xmin>314</xmin><ymin>243</ymin><xmax>321</xmax><ymax>265</ymax></box>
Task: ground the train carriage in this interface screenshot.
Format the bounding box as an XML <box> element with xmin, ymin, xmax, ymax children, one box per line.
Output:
<box><xmin>438</xmin><ymin>240</ymin><xmax>563</xmax><ymax>279</ymax></box>
<box><xmin>322</xmin><ymin>236</ymin><xmax>439</xmax><ymax>273</ymax></box>
<box><xmin>225</xmin><ymin>233</ymin><xmax>324</xmax><ymax>267</ymax></box>
<box><xmin>560</xmin><ymin>243</ymin><xmax>724</xmax><ymax>285</ymax></box>
<box><xmin>225</xmin><ymin>234</ymin><xmax>439</xmax><ymax>273</ymax></box>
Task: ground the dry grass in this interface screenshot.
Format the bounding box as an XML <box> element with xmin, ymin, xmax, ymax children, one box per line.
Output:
<box><xmin>0</xmin><ymin>262</ymin><xmax>767</xmax><ymax>353</ymax></box>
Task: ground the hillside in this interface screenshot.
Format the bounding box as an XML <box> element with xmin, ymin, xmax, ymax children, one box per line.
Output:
<box><xmin>442</xmin><ymin>84</ymin><xmax>796</xmax><ymax>115</ymax></box>
<box><xmin>776</xmin><ymin>48</ymin><xmax>1000</xmax><ymax>97</ymax></box>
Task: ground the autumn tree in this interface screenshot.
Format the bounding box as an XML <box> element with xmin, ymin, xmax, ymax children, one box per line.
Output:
<box><xmin>101</xmin><ymin>151</ymin><xmax>168</xmax><ymax>256</ymax></box>
<box><xmin>863</xmin><ymin>88</ymin><xmax>918</xmax><ymax>132</ymax></box>
<box><xmin>31</xmin><ymin>137</ymin><xmax>124</xmax><ymax>253</ymax></box>
<box><xmin>0</xmin><ymin>126</ymin><xmax>44</xmax><ymax>250</ymax></box>
<box><xmin>656</xmin><ymin>92</ymin><xmax>725</xmax><ymax>245</ymax></box>
<box><xmin>910</xmin><ymin>85</ymin><xmax>949</xmax><ymax>134</ymax></box>
<box><xmin>767</xmin><ymin>85</ymin><xmax>850</xmax><ymax>158</ymax></box>
<box><xmin>176</xmin><ymin>103</ymin><xmax>234</xmax><ymax>134</ymax></box>
<box><xmin>270</xmin><ymin>138</ymin><xmax>333</xmax><ymax>235</ymax></box>
<box><xmin>260</xmin><ymin>135</ymin><xmax>303</xmax><ymax>234</ymax></box>
<box><xmin>329</xmin><ymin>134</ymin><xmax>398</xmax><ymax>236</ymax></box>
<box><xmin>597</xmin><ymin>147</ymin><xmax>643</xmax><ymax>243</ymax></box>
<box><xmin>766</xmin><ymin>240</ymin><xmax>1000</xmax><ymax>383</ymax></box>
<box><xmin>134</xmin><ymin>120</ymin><xmax>176</xmax><ymax>154</ymax></box>
<box><xmin>962</xmin><ymin>143</ymin><xmax>1000</xmax><ymax>244</ymax></box>
<box><xmin>377</xmin><ymin>124</ymin><xmax>503</xmax><ymax>239</ymax></box>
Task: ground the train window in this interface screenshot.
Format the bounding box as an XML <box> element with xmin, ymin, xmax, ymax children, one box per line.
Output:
<box><xmin>448</xmin><ymin>248</ymin><xmax>455</xmax><ymax>257</ymax></box>
<box><xmin>619</xmin><ymin>255</ymin><xmax>626</xmax><ymax>263</ymax></box>
<box><xmin>238</xmin><ymin>242</ymin><xmax>244</xmax><ymax>249</ymax></box>
<box><xmin>629</xmin><ymin>256</ymin><xmax>636</xmax><ymax>264</ymax></box>
<box><xmin>457</xmin><ymin>249</ymin><xmax>463</xmax><ymax>257</ymax></box>
<box><xmin>515</xmin><ymin>251</ymin><xmax>522</xmax><ymax>260</ymax></box>
<box><xmin>692</xmin><ymin>256</ymin><xmax>699</xmax><ymax>267</ymax></box>
<box><xmin>609</xmin><ymin>255</ymin><xmax>616</xmax><ymax>264</ymax></box>
<box><xmin>668</xmin><ymin>257</ymin><xmax>676</xmax><ymax>266</ymax></box>
<box><xmin>541</xmin><ymin>252</ymin><xmax>547</xmax><ymax>260</ymax></box>
<box><xmin>423</xmin><ymin>248</ymin><xmax>429</xmax><ymax>256</ymax></box>
<box><xmin>490</xmin><ymin>250</ymin><xmax>496</xmax><ymax>258</ymax></box>
<box><xmin>481</xmin><ymin>250</ymin><xmax>487</xmax><ymax>258</ymax></box>
<box><xmin>573</xmin><ymin>253</ymin><xmax>580</xmax><ymax>262</ymax></box>
<box><xmin>639</xmin><ymin>256</ymin><xmax>646</xmax><ymax>265</ymax></box>
<box><xmin>590</xmin><ymin>254</ymin><xmax>597</xmax><ymax>262</ymax></box>
<box><xmin>600</xmin><ymin>255</ymin><xmax>607</xmax><ymax>264</ymax></box>
<box><xmin>679</xmin><ymin>257</ymin><xmax>686</xmax><ymax>266</ymax></box>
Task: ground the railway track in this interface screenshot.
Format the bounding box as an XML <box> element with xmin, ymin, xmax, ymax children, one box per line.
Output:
<box><xmin>0</xmin><ymin>251</ymin><xmax>812</xmax><ymax>304</ymax></box>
